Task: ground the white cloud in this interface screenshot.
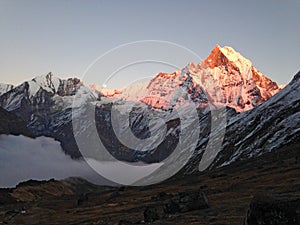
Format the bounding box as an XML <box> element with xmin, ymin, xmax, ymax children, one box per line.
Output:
<box><xmin>0</xmin><ymin>135</ymin><xmax>109</xmax><ymax>187</ymax></box>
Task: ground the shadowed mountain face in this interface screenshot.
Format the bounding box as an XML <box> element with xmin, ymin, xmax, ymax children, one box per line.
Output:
<box><xmin>0</xmin><ymin>107</ymin><xmax>32</xmax><ymax>137</ymax></box>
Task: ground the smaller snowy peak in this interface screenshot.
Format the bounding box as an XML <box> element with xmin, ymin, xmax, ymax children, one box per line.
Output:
<box><xmin>90</xmin><ymin>84</ymin><xmax>121</xmax><ymax>97</ymax></box>
<box><xmin>0</xmin><ymin>83</ymin><xmax>14</xmax><ymax>96</ymax></box>
<box><xmin>31</xmin><ymin>72</ymin><xmax>61</xmax><ymax>93</ymax></box>
<box><xmin>116</xmin><ymin>82</ymin><xmax>149</xmax><ymax>101</ymax></box>
<box><xmin>0</xmin><ymin>73</ymin><xmax>90</xmax><ymax>112</ymax></box>
<box><xmin>90</xmin><ymin>82</ymin><xmax>150</xmax><ymax>102</ymax></box>
<box><xmin>27</xmin><ymin>72</ymin><xmax>84</xmax><ymax>98</ymax></box>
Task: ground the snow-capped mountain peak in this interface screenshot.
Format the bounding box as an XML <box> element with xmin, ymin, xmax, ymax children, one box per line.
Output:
<box><xmin>196</xmin><ymin>45</ymin><xmax>283</xmax><ymax>111</ymax></box>
<box><xmin>203</xmin><ymin>45</ymin><xmax>253</xmax><ymax>79</ymax></box>
<box><xmin>208</xmin><ymin>45</ymin><xmax>251</xmax><ymax>66</ymax></box>
<box><xmin>26</xmin><ymin>72</ymin><xmax>84</xmax><ymax>98</ymax></box>
<box><xmin>97</xmin><ymin>45</ymin><xmax>282</xmax><ymax>112</ymax></box>
<box><xmin>0</xmin><ymin>72</ymin><xmax>89</xmax><ymax>113</ymax></box>
<box><xmin>29</xmin><ymin>72</ymin><xmax>61</xmax><ymax>96</ymax></box>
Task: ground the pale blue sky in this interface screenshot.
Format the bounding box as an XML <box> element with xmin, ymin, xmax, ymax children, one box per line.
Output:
<box><xmin>0</xmin><ymin>0</ymin><xmax>299</xmax><ymax>88</ymax></box>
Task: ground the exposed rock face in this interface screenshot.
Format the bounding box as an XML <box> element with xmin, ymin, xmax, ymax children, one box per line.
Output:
<box><xmin>245</xmin><ymin>194</ymin><xmax>300</xmax><ymax>225</ymax></box>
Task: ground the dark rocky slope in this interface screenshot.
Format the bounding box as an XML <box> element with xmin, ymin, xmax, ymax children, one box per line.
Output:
<box><xmin>0</xmin><ymin>107</ymin><xmax>32</xmax><ymax>137</ymax></box>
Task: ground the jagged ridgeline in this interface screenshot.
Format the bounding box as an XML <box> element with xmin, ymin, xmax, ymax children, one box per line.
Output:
<box><xmin>0</xmin><ymin>46</ymin><xmax>298</xmax><ymax>174</ymax></box>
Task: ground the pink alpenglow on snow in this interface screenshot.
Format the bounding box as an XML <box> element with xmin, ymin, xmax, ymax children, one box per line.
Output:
<box><xmin>92</xmin><ymin>45</ymin><xmax>282</xmax><ymax>112</ymax></box>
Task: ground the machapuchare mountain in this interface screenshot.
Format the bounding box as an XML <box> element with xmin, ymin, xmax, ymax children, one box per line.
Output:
<box><xmin>94</xmin><ymin>45</ymin><xmax>282</xmax><ymax>112</ymax></box>
<box><xmin>0</xmin><ymin>45</ymin><xmax>298</xmax><ymax>173</ymax></box>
